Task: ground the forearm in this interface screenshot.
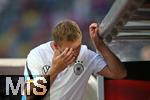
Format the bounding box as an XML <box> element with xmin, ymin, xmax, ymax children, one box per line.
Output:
<box><xmin>95</xmin><ymin>39</ymin><xmax>127</xmax><ymax>78</ymax></box>
<box><xmin>46</xmin><ymin>66</ymin><xmax>59</xmax><ymax>87</ymax></box>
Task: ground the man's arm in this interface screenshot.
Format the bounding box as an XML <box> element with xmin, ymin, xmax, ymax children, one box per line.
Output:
<box><xmin>25</xmin><ymin>48</ymin><xmax>76</xmax><ymax>100</ymax></box>
<box><xmin>89</xmin><ymin>23</ymin><xmax>127</xmax><ymax>79</ymax></box>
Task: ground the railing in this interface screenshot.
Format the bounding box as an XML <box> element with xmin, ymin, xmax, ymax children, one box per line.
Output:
<box><xmin>0</xmin><ymin>59</ymin><xmax>26</xmax><ymax>75</ymax></box>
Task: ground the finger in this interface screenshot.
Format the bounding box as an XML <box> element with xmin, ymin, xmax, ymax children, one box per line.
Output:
<box><xmin>65</xmin><ymin>52</ymin><xmax>74</xmax><ymax>62</ymax></box>
<box><xmin>64</xmin><ymin>48</ymin><xmax>73</xmax><ymax>59</ymax></box>
<box><xmin>60</xmin><ymin>48</ymin><xmax>69</xmax><ymax>57</ymax></box>
<box><xmin>73</xmin><ymin>51</ymin><xmax>79</xmax><ymax>58</ymax></box>
<box><xmin>67</xmin><ymin>56</ymin><xmax>76</xmax><ymax>65</ymax></box>
<box><xmin>89</xmin><ymin>23</ymin><xmax>98</xmax><ymax>34</ymax></box>
<box><xmin>89</xmin><ymin>23</ymin><xmax>98</xmax><ymax>29</ymax></box>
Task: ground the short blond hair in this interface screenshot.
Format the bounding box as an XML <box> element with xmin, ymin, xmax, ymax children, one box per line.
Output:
<box><xmin>52</xmin><ymin>19</ymin><xmax>82</xmax><ymax>45</ymax></box>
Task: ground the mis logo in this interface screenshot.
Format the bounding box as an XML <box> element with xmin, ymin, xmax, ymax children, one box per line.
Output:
<box><xmin>0</xmin><ymin>75</ymin><xmax>49</xmax><ymax>97</ymax></box>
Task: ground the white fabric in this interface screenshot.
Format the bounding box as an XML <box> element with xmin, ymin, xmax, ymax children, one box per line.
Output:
<box><xmin>24</xmin><ymin>41</ymin><xmax>107</xmax><ymax>100</ymax></box>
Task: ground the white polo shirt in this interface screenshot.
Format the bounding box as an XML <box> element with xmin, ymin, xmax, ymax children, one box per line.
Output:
<box><xmin>24</xmin><ymin>41</ymin><xmax>106</xmax><ymax>100</ymax></box>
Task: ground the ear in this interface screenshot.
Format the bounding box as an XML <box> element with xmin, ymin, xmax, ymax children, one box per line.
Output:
<box><xmin>51</xmin><ymin>41</ymin><xmax>58</xmax><ymax>50</ymax></box>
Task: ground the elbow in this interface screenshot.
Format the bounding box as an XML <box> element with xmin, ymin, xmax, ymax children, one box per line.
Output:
<box><xmin>121</xmin><ymin>67</ymin><xmax>127</xmax><ymax>79</ymax></box>
<box><xmin>123</xmin><ymin>70</ymin><xmax>127</xmax><ymax>78</ymax></box>
<box><xmin>115</xmin><ymin>70</ymin><xmax>127</xmax><ymax>79</ymax></box>
<box><xmin>119</xmin><ymin>71</ymin><xmax>127</xmax><ymax>79</ymax></box>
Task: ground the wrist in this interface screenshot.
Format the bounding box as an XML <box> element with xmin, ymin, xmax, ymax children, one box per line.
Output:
<box><xmin>93</xmin><ymin>38</ymin><xmax>105</xmax><ymax>48</ymax></box>
<box><xmin>47</xmin><ymin>66</ymin><xmax>59</xmax><ymax>78</ymax></box>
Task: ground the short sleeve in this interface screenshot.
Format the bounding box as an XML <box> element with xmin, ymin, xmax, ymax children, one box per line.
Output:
<box><xmin>92</xmin><ymin>54</ymin><xmax>107</xmax><ymax>75</ymax></box>
<box><xmin>24</xmin><ymin>50</ymin><xmax>43</xmax><ymax>81</ymax></box>
<box><xmin>87</xmin><ymin>50</ymin><xmax>107</xmax><ymax>76</ymax></box>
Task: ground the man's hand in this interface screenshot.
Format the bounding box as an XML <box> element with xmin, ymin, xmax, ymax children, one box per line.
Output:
<box><xmin>52</xmin><ymin>48</ymin><xmax>76</xmax><ymax>73</ymax></box>
<box><xmin>89</xmin><ymin>23</ymin><xmax>99</xmax><ymax>38</ymax></box>
<box><xmin>89</xmin><ymin>23</ymin><xmax>104</xmax><ymax>47</ymax></box>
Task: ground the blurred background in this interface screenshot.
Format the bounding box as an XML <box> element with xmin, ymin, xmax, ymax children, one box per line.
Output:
<box><xmin>0</xmin><ymin>0</ymin><xmax>150</xmax><ymax>100</ymax></box>
<box><xmin>0</xmin><ymin>0</ymin><xmax>114</xmax><ymax>58</ymax></box>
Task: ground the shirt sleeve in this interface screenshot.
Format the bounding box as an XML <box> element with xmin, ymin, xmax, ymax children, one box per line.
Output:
<box><xmin>92</xmin><ymin>54</ymin><xmax>107</xmax><ymax>75</ymax></box>
<box><xmin>24</xmin><ymin>50</ymin><xmax>44</xmax><ymax>81</ymax></box>
<box><xmin>87</xmin><ymin>50</ymin><xmax>107</xmax><ymax>76</ymax></box>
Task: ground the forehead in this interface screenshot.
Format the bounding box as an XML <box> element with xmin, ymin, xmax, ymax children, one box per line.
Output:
<box><xmin>60</xmin><ymin>38</ymin><xmax>81</xmax><ymax>49</ymax></box>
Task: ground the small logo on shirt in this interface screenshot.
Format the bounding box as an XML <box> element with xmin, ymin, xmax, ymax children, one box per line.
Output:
<box><xmin>42</xmin><ymin>65</ymin><xmax>50</xmax><ymax>74</ymax></box>
<box><xmin>73</xmin><ymin>61</ymin><xmax>84</xmax><ymax>75</ymax></box>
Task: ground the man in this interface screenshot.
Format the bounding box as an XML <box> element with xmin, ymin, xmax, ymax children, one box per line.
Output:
<box><xmin>23</xmin><ymin>19</ymin><xmax>127</xmax><ymax>100</ymax></box>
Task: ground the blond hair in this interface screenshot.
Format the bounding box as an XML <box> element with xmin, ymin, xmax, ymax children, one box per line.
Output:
<box><xmin>52</xmin><ymin>19</ymin><xmax>82</xmax><ymax>45</ymax></box>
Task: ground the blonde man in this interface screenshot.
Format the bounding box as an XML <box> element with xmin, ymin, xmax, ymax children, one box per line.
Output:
<box><xmin>23</xmin><ymin>19</ymin><xmax>127</xmax><ymax>100</ymax></box>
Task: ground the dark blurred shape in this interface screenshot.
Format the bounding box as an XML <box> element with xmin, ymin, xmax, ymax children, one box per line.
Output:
<box><xmin>104</xmin><ymin>61</ymin><xmax>150</xmax><ymax>100</ymax></box>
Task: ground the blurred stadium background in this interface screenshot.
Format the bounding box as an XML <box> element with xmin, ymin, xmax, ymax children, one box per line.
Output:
<box><xmin>0</xmin><ymin>0</ymin><xmax>114</xmax><ymax>58</ymax></box>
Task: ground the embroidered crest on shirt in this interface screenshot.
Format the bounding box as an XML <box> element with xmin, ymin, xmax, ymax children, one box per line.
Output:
<box><xmin>73</xmin><ymin>61</ymin><xmax>84</xmax><ymax>75</ymax></box>
<box><xmin>42</xmin><ymin>65</ymin><xmax>50</xmax><ymax>74</ymax></box>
